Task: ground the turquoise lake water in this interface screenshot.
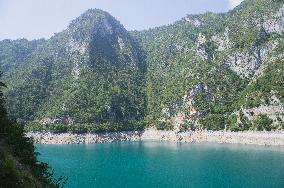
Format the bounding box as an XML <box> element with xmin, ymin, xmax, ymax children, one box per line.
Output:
<box><xmin>36</xmin><ymin>142</ymin><xmax>284</xmax><ymax>188</ymax></box>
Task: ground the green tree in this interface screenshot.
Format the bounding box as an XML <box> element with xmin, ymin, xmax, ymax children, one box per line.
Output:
<box><xmin>0</xmin><ymin>73</ymin><xmax>66</xmax><ymax>187</ymax></box>
<box><xmin>254</xmin><ymin>114</ymin><xmax>274</xmax><ymax>131</ymax></box>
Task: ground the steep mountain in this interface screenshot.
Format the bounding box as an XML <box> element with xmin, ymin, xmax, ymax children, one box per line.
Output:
<box><xmin>0</xmin><ymin>0</ymin><xmax>283</xmax><ymax>132</ymax></box>
<box><xmin>0</xmin><ymin>9</ymin><xmax>147</xmax><ymax>131</ymax></box>
<box><xmin>131</xmin><ymin>0</ymin><xmax>284</xmax><ymax>131</ymax></box>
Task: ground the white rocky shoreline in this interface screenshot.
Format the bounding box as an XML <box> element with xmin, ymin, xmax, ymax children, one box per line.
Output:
<box><xmin>26</xmin><ymin>129</ymin><xmax>284</xmax><ymax>146</ymax></box>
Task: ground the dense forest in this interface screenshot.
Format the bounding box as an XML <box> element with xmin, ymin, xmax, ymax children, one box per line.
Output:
<box><xmin>0</xmin><ymin>0</ymin><xmax>283</xmax><ymax>134</ymax></box>
<box><xmin>0</xmin><ymin>74</ymin><xmax>65</xmax><ymax>187</ymax></box>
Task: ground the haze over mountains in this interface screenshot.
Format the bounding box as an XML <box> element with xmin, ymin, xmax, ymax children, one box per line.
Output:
<box><xmin>0</xmin><ymin>0</ymin><xmax>283</xmax><ymax>132</ymax></box>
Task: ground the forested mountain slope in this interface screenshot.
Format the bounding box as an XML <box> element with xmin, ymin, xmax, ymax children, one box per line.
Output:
<box><xmin>132</xmin><ymin>0</ymin><xmax>284</xmax><ymax>131</ymax></box>
<box><xmin>1</xmin><ymin>9</ymin><xmax>147</xmax><ymax>132</ymax></box>
<box><xmin>0</xmin><ymin>76</ymin><xmax>63</xmax><ymax>187</ymax></box>
<box><xmin>0</xmin><ymin>0</ymin><xmax>283</xmax><ymax>132</ymax></box>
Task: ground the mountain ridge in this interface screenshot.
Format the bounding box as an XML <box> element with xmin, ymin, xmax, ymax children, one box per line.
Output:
<box><xmin>0</xmin><ymin>0</ymin><xmax>283</xmax><ymax>132</ymax></box>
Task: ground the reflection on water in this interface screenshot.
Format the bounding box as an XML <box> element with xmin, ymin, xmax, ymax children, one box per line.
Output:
<box><xmin>36</xmin><ymin>142</ymin><xmax>284</xmax><ymax>188</ymax></box>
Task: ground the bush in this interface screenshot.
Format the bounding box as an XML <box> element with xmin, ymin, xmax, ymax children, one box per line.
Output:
<box><xmin>24</xmin><ymin>120</ymin><xmax>147</xmax><ymax>134</ymax></box>
<box><xmin>25</xmin><ymin>122</ymin><xmax>46</xmax><ymax>132</ymax></box>
<box><xmin>239</xmin><ymin>111</ymin><xmax>252</xmax><ymax>131</ymax></box>
<box><xmin>200</xmin><ymin>114</ymin><xmax>225</xmax><ymax>131</ymax></box>
<box><xmin>155</xmin><ymin>121</ymin><xmax>174</xmax><ymax>131</ymax></box>
<box><xmin>281</xmin><ymin>123</ymin><xmax>284</xmax><ymax>130</ymax></box>
<box><xmin>254</xmin><ymin>114</ymin><xmax>274</xmax><ymax>131</ymax></box>
<box><xmin>180</xmin><ymin>121</ymin><xmax>195</xmax><ymax>132</ymax></box>
<box><xmin>48</xmin><ymin>124</ymin><xmax>68</xmax><ymax>134</ymax></box>
<box><xmin>230</xmin><ymin>124</ymin><xmax>242</xmax><ymax>132</ymax></box>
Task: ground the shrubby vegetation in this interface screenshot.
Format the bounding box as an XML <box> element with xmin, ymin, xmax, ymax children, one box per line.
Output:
<box><xmin>179</xmin><ymin>122</ymin><xmax>196</xmax><ymax>132</ymax></box>
<box><xmin>0</xmin><ymin>76</ymin><xmax>66</xmax><ymax>187</ymax></box>
<box><xmin>132</xmin><ymin>0</ymin><xmax>283</xmax><ymax>131</ymax></box>
<box><xmin>237</xmin><ymin>58</ymin><xmax>284</xmax><ymax>109</ymax></box>
<box><xmin>25</xmin><ymin>121</ymin><xmax>146</xmax><ymax>134</ymax></box>
<box><xmin>253</xmin><ymin>115</ymin><xmax>274</xmax><ymax>131</ymax></box>
<box><xmin>155</xmin><ymin>121</ymin><xmax>174</xmax><ymax>131</ymax></box>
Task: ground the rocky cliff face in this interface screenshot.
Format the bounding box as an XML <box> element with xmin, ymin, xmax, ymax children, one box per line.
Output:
<box><xmin>132</xmin><ymin>0</ymin><xmax>284</xmax><ymax>131</ymax></box>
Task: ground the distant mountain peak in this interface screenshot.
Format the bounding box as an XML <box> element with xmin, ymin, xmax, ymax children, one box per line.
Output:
<box><xmin>69</xmin><ymin>8</ymin><xmax>117</xmax><ymax>29</ymax></box>
<box><xmin>67</xmin><ymin>9</ymin><xmax>124</xmax><ymax>42</ymax></box>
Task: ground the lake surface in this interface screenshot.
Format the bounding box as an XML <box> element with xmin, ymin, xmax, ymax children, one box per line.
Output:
<box><xmin>36</xmin><ymin>142</ymin><xmax>284</xmax><ymax>188</ymax></box>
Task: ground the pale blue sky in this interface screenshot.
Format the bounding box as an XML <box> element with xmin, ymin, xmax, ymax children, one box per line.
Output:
<box><xmin>0</xmin><ymin>0</ymin><xmax>243</xmax><ymax>40</ymax></box>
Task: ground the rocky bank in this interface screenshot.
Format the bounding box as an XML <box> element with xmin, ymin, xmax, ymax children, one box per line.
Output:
<box><xmin>26</xmin><ymin>129</ymin><xmax>284</xmax><ymax>146</ymax></box>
